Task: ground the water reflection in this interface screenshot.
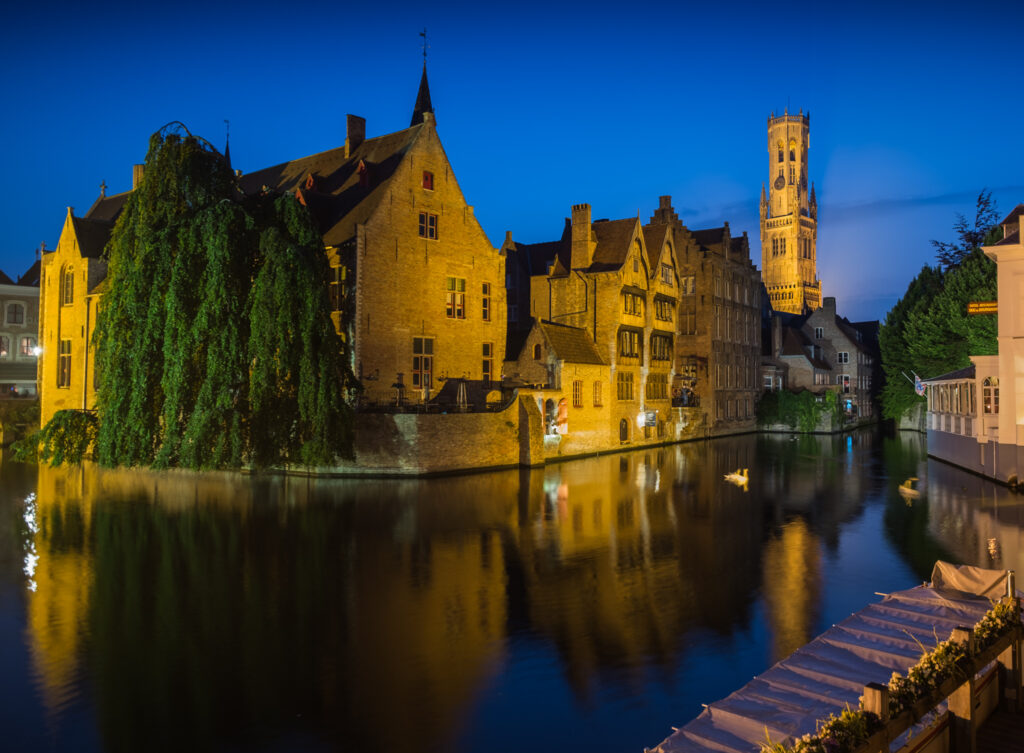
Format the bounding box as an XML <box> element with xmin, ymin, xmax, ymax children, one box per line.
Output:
<box><xmin>4</xmin><ymin>429</ymin><xmax>1024</xmax><ymax>753</ymax></box>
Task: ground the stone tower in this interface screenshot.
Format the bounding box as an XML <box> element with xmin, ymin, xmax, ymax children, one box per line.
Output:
<box><xmin>759</xmin><ymin>109</ymin><xmax>821</xmax><ymax>314</ymax></box>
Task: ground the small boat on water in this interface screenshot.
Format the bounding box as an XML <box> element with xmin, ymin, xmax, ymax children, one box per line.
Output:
<box><xmin>724</xmin><ymin>468</ymin><xmax>749</xmax><ymax>490</ymax></box>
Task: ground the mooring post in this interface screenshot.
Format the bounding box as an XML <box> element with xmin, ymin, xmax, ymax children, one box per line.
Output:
<box><xmin>1008</xmin><ymin>570</ymin><xmax>1023</xmax><ymax>712</ymax></box>
<box><xmin>948</xmin><ymin>626</ymin><xmax>976</xmax><ymax>753</ymax></box>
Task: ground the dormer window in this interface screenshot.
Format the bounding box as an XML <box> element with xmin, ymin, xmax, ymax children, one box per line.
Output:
<box><xmin>422</xmin><ymin>171</ymin><xmax>434</xmax><ymax>190</ymax></box>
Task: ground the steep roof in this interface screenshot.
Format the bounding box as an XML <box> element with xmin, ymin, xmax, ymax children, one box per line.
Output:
<box><xmin>16</xmin><ymin>260</ymin><xmax>40</xmax><ymax>287</ymax></box>
<box><xmin>780</xmin><ymin>327</ymin><xmax>832</xmax><ymax>370</ymax></box>
<box><xmin>0</xmin><ymin>270</ymin><xmax>14</xmax><ymax>285</ymax></box>
<box><xmin>998</xmin><ymin>203</ymin><xmax>1024</xmax><ymax>227</ymax></box>
<box><xmin>85</xmin><ymin>191</ymin><xmax>130</xmax><ymax>222</ymax></box>
<box><xmin>690</xmin><ymin>226</ymin><xmax>726</xmax><ymax>249</ymax></box>
<box><xmin>539</xmin><ymin>321</ymin><xmax>605</xmax><ymax>365</ymax></box>
<box><xmin>642</xmin><ymin>224</ymin><xmax>670</xmax><ymax>266</ymax></box>
<box><xmin>513</xmin><ymin>222</ymin><xmax>571</xmax><ymax>277</ymax></box>
<box><xmin>410</xmin><ymin>64</ymin><xmax>434</xmax><ymax>126</ymax></box>
<box><xmin>995</xmin><ymin>229</ymin><xmax>1020</xmax><ymax>246</ymax></box>
<box><xmin>239</xmin><ymin>124</ymin><xmax>423</xmax><ymax>247</ymax></box>
<box><xmin>72</xmin><ymin>216</ymin><xmax>116</xmax><ymax>258</ymax></box>
<box><xmin>591</xmin><ymin>218</ymin><xmax>638</xmax><ymax>269</ymax></box>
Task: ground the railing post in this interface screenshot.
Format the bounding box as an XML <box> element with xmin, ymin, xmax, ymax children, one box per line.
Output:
<box><xmin>862</xmin><ymin>682</ymin><xmax>890</xmax><ymax>753</ymax></box>
<box><xmin>948</xmin><ymin>626</ymin><xmax>976</xmax><ymax>753</ymax></box>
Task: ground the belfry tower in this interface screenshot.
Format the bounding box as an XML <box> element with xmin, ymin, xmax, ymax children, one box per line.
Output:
<box><xmin>759</xmin><ymin>109</ymin><xmax>821</xmax><ymax>314</ymax></box>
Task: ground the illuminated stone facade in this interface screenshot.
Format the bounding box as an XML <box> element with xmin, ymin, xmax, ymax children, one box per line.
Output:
<box><xmin>759</xmin><ymin>110</ymin><xmax>821</xmax><ymax>314</ymax></box>
<box><xmin>0</xmin><ymin>261</ymin><xmax>40</xmax><ymax>396</ymax></box>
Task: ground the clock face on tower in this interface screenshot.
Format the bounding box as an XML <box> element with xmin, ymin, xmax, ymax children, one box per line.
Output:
<box><xmin>774</xmin><ymin>175</ymin><xmax>785</xmax><ymax>190</ymax></box>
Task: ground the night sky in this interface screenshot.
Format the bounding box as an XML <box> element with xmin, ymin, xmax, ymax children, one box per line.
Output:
<box><xmin>3</xmin><ymin>0</ymin><xmax>1022</xmax><ymax>322</ymax></box>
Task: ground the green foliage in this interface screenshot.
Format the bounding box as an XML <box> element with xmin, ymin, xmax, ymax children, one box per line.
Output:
<box><xmin>757</xmin><ymin>390</ymin><xmax>840</xmax><ymax>433</ymax></box>
<box><xmin>93</xmin><ymin>123</ymin><xmax>357</xmax><ymax>470</ymax></box>
<box><xmin>13</xmin><ymin>410</ymin><xmax>99</xmax><ymax>466</ymax></box>
<box><xmin>880</xmin><ymin>247</ymin><xmax>998</xmax><ymax>423</ymax></box>
<box><xmin>932</xmin><ymin>189</ymin><xmax>1000</xmax><ymax>271</ymax></box>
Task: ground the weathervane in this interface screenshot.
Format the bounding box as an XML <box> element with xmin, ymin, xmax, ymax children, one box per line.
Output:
<box><xmin>420</xmin><ymin>28</ymin><xmax>429</xmax><ymax>62</ymax></box>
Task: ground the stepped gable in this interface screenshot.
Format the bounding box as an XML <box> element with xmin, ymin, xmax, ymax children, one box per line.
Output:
<box><xmin>590</xmin><ymin>217</ymin><xmax>638</xmax><ymax>270</ymax></box>
<box><xmin>538</xmin><ymin>321</ymin><xmax>604</xmax><ymax>364</ymax></box>
<box><xmin>238</xmin><ymin>125</ymin><xmax>422</xmax><ymax>247</ymax></box>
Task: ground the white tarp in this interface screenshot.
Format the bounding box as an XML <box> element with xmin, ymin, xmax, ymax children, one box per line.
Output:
<box><xmin>649</xmin><ymin>563</ymin><xmax>1013</xmax><ymax>753</ymax></box>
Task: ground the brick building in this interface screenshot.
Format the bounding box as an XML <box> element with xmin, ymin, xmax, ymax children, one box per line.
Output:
<box><xmin>38</xmin><ymin>66</ymin><xmax>506</xmax><ymax>424</ymax></box>
<box><xmin>651</xmin><ymin>198</ymin><xmax>762</xmax><ymax>436</ymax></box>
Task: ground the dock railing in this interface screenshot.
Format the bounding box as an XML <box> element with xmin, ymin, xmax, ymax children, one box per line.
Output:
<box><xmin>855</xmin><ymin>594</ymin><xmax>1022</xmax><ymax>753</ymax></box>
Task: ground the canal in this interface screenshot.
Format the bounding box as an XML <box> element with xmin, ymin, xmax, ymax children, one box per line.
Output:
<box><xmin>1</xmin><ymin>428</ymin><xmax>1021</xmax><ymax>753</ymax></box>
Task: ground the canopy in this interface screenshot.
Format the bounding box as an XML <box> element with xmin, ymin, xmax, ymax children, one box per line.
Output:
<box><xmin>650</xmin><ymin>562</ymin><xmax>1014</xmax><ymax>753</ymax></box>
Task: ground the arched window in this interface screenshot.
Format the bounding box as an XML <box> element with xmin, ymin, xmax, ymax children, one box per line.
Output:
<box><xmin>533</xmin><ymin>343</ymin><xmax>542</xmax><ymax>360</ymax></box>
<box><xmin>789</xmin><ymin>140</ymin><xmax>797</xmax><ymax>161</ymax></box>
<box><xmin>61</xmin><ymin>265</ymin><xmax>74</xmax><ymax>306</ymax></box>
<box><xmin>983</xmin><ymin>377</ymin><xmax>999</xmax><ymax>414</ymax></box>
<box><xmin>777</xmin><ymin>142</ymin><xmax>784</xmax><ymax>163</ymax></box>
<box><xmin>619</xmin><ymin>418</ymin><xmax>629</xmax><ymax>443</ymax></box>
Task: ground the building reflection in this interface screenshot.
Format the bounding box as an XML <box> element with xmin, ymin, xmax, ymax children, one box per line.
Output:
<box><xmin>17</xmin><ymin>430</ymin><xmax>1021</xmax><ymax>752</ymax></box>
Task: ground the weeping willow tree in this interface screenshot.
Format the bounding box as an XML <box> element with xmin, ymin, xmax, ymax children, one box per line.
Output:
<box><xmin>89</xmin><ymin>123</ymin><xmax>356</xmax><ymax>469</ymax></box>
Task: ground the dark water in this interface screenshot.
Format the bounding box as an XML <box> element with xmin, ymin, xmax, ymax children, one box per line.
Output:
<box><xmin>1</xmin><ymin>429</ymin><xmax>1022</xmax><ymax>753</ymax></box>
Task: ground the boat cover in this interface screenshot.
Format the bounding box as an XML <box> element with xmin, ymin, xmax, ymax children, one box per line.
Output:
<box><xmin>649</xmin><ymin>562</ymin><xmax>1014</xmax><ymax>753</ymax></box>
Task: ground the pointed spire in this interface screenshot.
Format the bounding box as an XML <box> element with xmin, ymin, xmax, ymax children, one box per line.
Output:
<box><xmin>410</xmin><ymin>62</ymin><xmax>434</xmax><ymax>126</ymax></box>
<box><xmin>223</xmin><ymin>119</ymin><xmax>232</xmax><ymax>171</ymax></box>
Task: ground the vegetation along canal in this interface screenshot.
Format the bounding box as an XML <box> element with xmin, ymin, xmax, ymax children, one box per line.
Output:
<box><xmin>1</xmin><ymin>427</ymin><xmax>1021</xmax><ymax>752</ymax></box>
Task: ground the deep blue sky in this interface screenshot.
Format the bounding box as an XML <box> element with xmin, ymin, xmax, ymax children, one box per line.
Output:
<box><xmin>2</xmin><ymin>0</ymin><xmax>1022</xmax><ymax>322</ymax></box>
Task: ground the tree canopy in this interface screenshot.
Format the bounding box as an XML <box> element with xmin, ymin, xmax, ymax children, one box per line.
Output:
<box><xmin>880</xmin><ymin>193</ymin><xmax>1001</xmax><ymax>421</ymax></box>
<box><xmin>88</xmin><ymin>123</ymin><xmax>357</xmax><ymax>469</ymax></box>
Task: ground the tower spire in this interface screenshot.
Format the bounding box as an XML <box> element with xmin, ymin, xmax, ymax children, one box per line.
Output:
<box><xmin>411</xmin><ymin>30</ymin><xmax>434</xmax><ymax>126</ymax></box>
<box><xmin>223</xmin><ymin>119</ymin><xmax>232</xmax><ymax>171</ymax></box>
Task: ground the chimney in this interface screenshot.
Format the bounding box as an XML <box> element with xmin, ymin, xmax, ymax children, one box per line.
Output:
<box><xmin>772</xmin><ymin>315</ymin><xmax>782</xmax><ymax>357</ymax></box>
<box><xmin>822</xmin><ymin>296</ymin><xmax>836</xmax><ymax>316</ymax></box>
<box><xmin>345</xmin><ymin>114</ymin><xmax>366</xmax><ymax>158</ymax></box>
<box><xmin>570</xmin><ymin>204</ymin><xmax>594</xmax><ymax>270</ymax></box>
<box><xmin>132</xmin><ymin>164</ymin><xmax>145</xmax><ymax>190</ymax></box>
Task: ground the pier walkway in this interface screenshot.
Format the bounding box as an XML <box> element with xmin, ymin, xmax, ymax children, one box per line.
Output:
<box><xmin>650</xmin><ymin>563</ymin><xmax>1021</xmax><ymax>753</ymax></box>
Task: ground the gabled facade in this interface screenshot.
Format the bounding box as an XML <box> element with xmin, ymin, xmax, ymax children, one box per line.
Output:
<box><xmin>39</xmin><ymin>68</ymin><xmax>506</xmax><ymax>425</ymax></box>
<box><xmin>650</xmin><ymin>197</ymin><xmax>761</xmax><ymax>435</ymax></box>
<box><xmin>0</xmin><ymin>260</ymin><xmax>41</xmax><ymax>396</ymax></box>
<box><xmin>39</xmin><ymin>186</ymin><xmax>128</xmax><ymax>421</ymax></box>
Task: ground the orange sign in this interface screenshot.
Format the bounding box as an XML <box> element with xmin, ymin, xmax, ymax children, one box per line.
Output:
<box><xmin>967</xmin><ymin>301</ymin><xmax>998</xmax><ymax>315</ymax></box>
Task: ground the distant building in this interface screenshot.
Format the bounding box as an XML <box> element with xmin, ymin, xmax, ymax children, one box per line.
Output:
<box><xmin>0</xmin><ymin>259</ymin><xmax>41</xmax><ymax>397</ymax></box>
<box><xmin>39</xmin><ymin>65</ymin><xmax>506</xmax><ymax>425</ymax></box>
<box><xmin>759</xmin><ymin>110</ymin><xmax>821</xmax><ymax>314</ymax></box>
<box><xmin>924</xmin><ymin>204</ymin><xmax>1024</xmax><ymax>482</ymax></box>
<box><xmin>762</xmin><ymin>297</ymin><xmax>878</xmax><ymax>420</ymax></box>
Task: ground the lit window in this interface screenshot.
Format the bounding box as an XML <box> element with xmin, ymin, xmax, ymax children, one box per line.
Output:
<box><xmin>647</xmin><ymin>373</ymin><xmax>668</xmax><ymax>400</ymax></box>
<box><xmin>661</xmin><ymin>264</ymin><xmax>673</xmax><ymax>285</ymax></box>
<box><xmin>651</xmin><ymin>334</ymin><xmax>672</xmax><ymax>361</ymax></box>
<box><xmin>655</xmin><ymin>298</ymin><xmax>673</xmax><ymax>322</ymax></box>
<box><xmin>983</xmin><ymin>377</ymin><xmax>999</xmax><ymax>414</ymax></box>
<box><xmin>482</xmin><ymin>282</ymin><xmax>491</xmax><ymax>321</ymax></box>
<box><xmin>572</xmin><ymin>380</ymin><xmax>583</xmax><ymax>408</ymax></box>
<box><xmin>482</xmin><ymin>342</ymin><xmax>493</xmax><ymax>383</ymax></box>
<box><xmin>418</xmin><ymin>212</ymin><xmax>438</xmax><ymax>239</ymax></box>
<box><xmin>20</xmin><ymin>337</ymin><xmax>36</xmax><ymax>356</ymax></box>
<box><xmin>616</xmin><ymin>371</ymin><xmax>635</xmax><ymax>400</ymax></box>
<box><xmin>618</xmin><ymin>329</ymin><xmax>640</xmax><ymax>358</ymax></box>
<box><xmin>0</xmin><ymin>336</ymin><xmax>8</xmax><ymax>358</ymax></box>
<box><xmin>61</xmin><ymin>266</ymin><xmax>74</xmax><ymax>306</ymax></box>
<box><xmin>329</xmin><ymin>265</ymin><xmax>346</xmax><ymax>311</ymax></box>
<box><xmin>445</xmin><ymin>277</ymin><xmax>465</xmax><ymax>319</ymax></box>
<box><xmin>839</xmin><ymin>374</ymin><xmax>851</xmax><ymax>393</ymax></box>
<box><xmin>57</xmin><ymin>339</ymin><xmax>72</xmax><ymax>388</ymax></box>
<box><xmin>412</xmin><ymin>337</ymin><xmax>433</xmax><ymax>390</ymax></box>
<box><xmin>422</xmin><ymin>171</ymin><xmax>434</xmax><ymax>190</ymax></box>
<box><xmin>623</xmin><ymin>292</ymin><xmax>643</xmax><ymax>316</ymax></box>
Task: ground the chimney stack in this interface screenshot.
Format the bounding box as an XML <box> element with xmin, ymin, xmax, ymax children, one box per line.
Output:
<box><xmin>570</xmin><ymin>204</ymin><xmax>594</xmax><ymax>270</ymax></box>
<box><xmin>345</xmin><ymin>115</ymin><xmax>366</xmax><ymax>158</ymax></box>
<box><xmin>132</xmin><ymin>164</ymin><xmax>145</xmax><ymax>190</ymax></box>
